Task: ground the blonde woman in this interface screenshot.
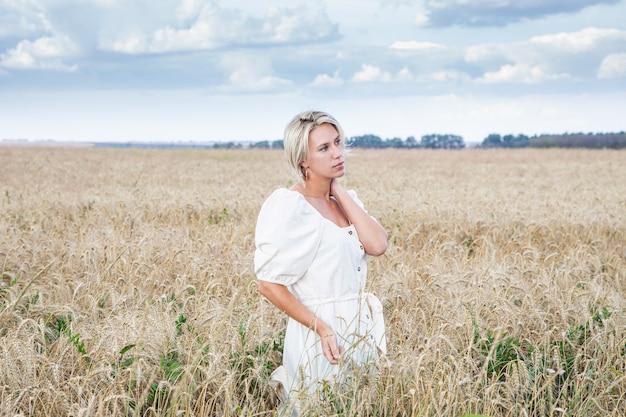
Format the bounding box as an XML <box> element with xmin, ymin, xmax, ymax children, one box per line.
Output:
<box><xmin>254</xmin><ymin>110</ymin><xmax>388</xmax><ymax>412</ymax></box>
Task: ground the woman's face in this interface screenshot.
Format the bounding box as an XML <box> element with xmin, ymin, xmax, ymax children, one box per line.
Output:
<box><xmin>302</xmin><ymin>123</ymin><xmax>345</xmax><ymax>180</ymax></box>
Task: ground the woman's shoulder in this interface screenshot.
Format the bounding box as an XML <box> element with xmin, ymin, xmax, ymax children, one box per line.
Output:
<box><xmin>346</xmin><ymin>189</ymin><xmax>366</xmax><ymax>210</ymax></box>
<box><xmin>259</xmin><ymin>187</ymin><xmax>316</xmax><ymax>219</ymax></box>
<box><xmin>263</xmin><ymin>187</ymin><xmax>301</xmax><ymax>207</ymax></box>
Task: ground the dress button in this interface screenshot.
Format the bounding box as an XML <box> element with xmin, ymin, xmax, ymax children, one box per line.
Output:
<box><xmin>348</xmin><ymin>230</ymin><xmax>353</xmax><ymax>235</ymax></box>
<box><xmin>358</xmin><ymin>267</ymin><xmax>361</xmax><ymax>272</ymax></box>
<box><xmin>360</xmin><ymin>245</ymin><xmax>363</xmax><ymax>250</ymax></box>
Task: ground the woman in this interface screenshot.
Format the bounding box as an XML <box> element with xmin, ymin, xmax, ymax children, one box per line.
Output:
<box><xmin>254</xmin><ymin>110</ymin><xmax>388</xmax><ymax>411</ymax></box>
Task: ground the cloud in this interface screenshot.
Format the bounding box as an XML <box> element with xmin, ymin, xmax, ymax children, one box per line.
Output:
<box><xmin>414</xmin><ymin>0</ymin><xmax>621</xmax><ymax>27</ymax></box>
<box><xmin>0</xmin><ymin>1</ymin><xmax>96</xmax><ymax>70</ymax></box>
<box><xmin>529</xmin><ymin>27</ymin><xmax>626</xmax><ymax>52</ymax></box>
<box><xmin>597</xmin><ymin>53</ymin><xmax>626</xmax><ymax>79</ymax></box>
<box><xmin>0</xmin><ymin>0</ymin><xmax>624</xmax><ymax>103</ymax></box>
<box><xmin>227</xmin><ymin>69</ymin><xmax>292</xmax><ymax>91</ymax></box>
<box><xmin>351</xmin><ymin>64</ymin><xmax>413</xmax><ymax>83</ymax></box>
<box><xmin>466</xmin><ymin>27</ymin><xmax>626</xmax><ymax>84</ymax></box>
<box><xmin>304</xmin><ymin>24</ymin><xmax>625</xmax><ymax>93</ymax></box>
<box><xmin>218</xmin><ymin>54</ymin><xmax>292</xmax><ymax>92</ymax></box>
<box><xmin>389</xmin><ymin>40</ymin><xmax>445</xmax><ymax>51</ymax></box>
<box><xmin>352</xmin><ymin>64</ymin><xmax>392</xmax><ymax>82</ymax></box>
<box><xmin>103</xmin><ymin>3</ymin><xmax>339</xmax><ymax>53</ymax></box>
<box><xmin>465</xmin><ymin>43</ymin><xmax>503</xmax><ymax>64</ymax></box>
<box><xmin>476</xmin><ymin>63</ymin><xmax>569</xmax><ymax>84</ymax></box>
<box><xmin>0</xmin><ymin>4</ymin><xmax>42</xmax><ymax>39</ymax></box>
<box><xmin>427</xmin><ymin>70</ymin><xmax>472</xmax><ymax>82</ymax></box>
<box><xmin>0</xmin><ymin>33</ymin><xmax>78</xmax><ymax>71</ymax></box>
<box><xmin>106</xmin><ymin>32</ymin><xmax>147</xmax><ymax>54</ymax></box>
<box><xmin>466</xmin><ymin>27</ymin><xmax>626</xmax><ymax>62</ymax></box>
<box><xmin>310</xmin><ymin>72</ymin><xmax>345</xmax><ymax>87</ymax></box>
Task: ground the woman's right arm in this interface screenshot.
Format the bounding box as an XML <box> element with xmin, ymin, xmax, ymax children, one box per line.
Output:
<box><xmin>258</xmin><ymin>280</ymin><xmax>343</xmax><ymax>364</ymax></box>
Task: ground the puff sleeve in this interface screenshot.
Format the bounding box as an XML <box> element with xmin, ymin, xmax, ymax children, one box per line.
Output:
<box><xmin>347</xmin><ymin>189</ymin><xmax>366</xmax><ymax>211</ymax></box>
<box><xmin>254</xmin><ymin>189</ymin><xmax>323</xmax><ymax>286</ymax></box>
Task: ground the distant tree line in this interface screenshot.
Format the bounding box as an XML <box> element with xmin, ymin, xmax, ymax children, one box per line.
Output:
<box><xmin>480</xmin><ymin>132</ymin><xmax>626</xmax><ymax>149</ymax></box>
<box><xmin>223</xmin><ymin>131</ymin><xmax>626</xmax><ymax>150</ymax></box>
<box><xmin>212</xmin><ymin>141</ymin><xmax>243</xmax><ymax>149</ymax></box>
<box><xmin>240</xmin><ymin>134</ymin><xmax>466</xmax><ymax>150</ymax></box>
<box><xmin>347</xmin><ymin>134</ymin><xmax>465</xmax><ymax>149</ymax></box>
<box><xmin>246</xmin><ymin>140</ymin><xmax>285</xmax><ymax>149</ymax></box>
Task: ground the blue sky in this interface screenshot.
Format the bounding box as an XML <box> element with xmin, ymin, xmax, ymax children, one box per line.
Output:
<box><xmin>1</xmin><ymin>0</ymin><xmax>625</xmax><ymax>143</ymax></box>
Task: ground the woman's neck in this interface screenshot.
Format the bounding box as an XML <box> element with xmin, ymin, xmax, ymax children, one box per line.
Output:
<box><xmin>293</xmin><ymin>179</ymin><xmax>331</xmax><ymax>200</ymax></box>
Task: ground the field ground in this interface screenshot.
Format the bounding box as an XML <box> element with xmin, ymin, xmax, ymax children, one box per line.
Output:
<box><xmin>1</xmin><ymin>147</ymin><xmax>625</xmax><ymax>416</ymax></box>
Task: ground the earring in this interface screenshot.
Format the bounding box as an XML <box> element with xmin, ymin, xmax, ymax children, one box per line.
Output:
<box><xmin>304</xmin><ymin>168</ymin><xmax>309</xmax><ymax>181</ymax></box>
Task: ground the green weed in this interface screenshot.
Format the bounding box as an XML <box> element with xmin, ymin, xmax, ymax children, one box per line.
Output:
<box><xmin>208</xmin><ymin>207</ymin><xmax>229</xmax><ymax>224</ymax></box>
<box><xmin>229</xmin><ymin>320</ymin><xmax>284</xmax><ymax>400</ymax></box>
<box><xmin>44</xmin><ymin>313</ymin><xmax>90</xmax><ymax>363</ymax></box>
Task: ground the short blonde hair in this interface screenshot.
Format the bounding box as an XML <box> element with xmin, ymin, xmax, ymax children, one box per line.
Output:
<box><xmin>283</xmin><ymin>110</ymin><xmax>346</xmax><ymax>181</ymax></box>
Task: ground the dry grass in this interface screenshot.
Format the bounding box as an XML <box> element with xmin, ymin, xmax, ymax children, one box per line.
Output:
<box><xmin>1</xmin><ymin>147</ymin><xmax>625</xmax><ymax>417</ymax></box>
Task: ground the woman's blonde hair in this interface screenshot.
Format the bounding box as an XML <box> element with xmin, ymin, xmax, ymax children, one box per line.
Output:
<box><xmin>283</xmin><ymin>110</ymin><xmax>346</xmax><ymax>181</ymax></box>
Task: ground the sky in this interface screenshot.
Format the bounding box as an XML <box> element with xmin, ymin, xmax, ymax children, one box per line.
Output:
<box><xmin>1</xmin><ymin>0</ymin><xmax>625</xmax><ymax>144</ymax></box>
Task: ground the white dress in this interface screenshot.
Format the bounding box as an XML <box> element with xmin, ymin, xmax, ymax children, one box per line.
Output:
<box><xmin>254</xmin><ymin>188</ymin><xmax>386</xmax><ymax>406</ymax></box>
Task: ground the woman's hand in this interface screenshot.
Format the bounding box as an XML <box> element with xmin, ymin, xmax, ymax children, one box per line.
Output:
<box><xmin>258</xmin><ymin>280</ymin><xmax>344</xmax><ymax>364</ymax></box>
<box><xmin>328</xmin><ymin>178</ymin><xmax>388</xmax><ymax>256</ymax></box>
<box><xmin>329</xmin><ymin>178</ymin><xmax>343</xmax><ymax>198</ymax></box>
<box><xmin>319</xmin><ymin>330</ymin><xmax>344</xmax><ymax>364</ymax></box>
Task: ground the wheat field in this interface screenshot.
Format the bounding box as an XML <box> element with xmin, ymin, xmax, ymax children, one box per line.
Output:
<box><xmin>1</xmin><ymin>147</ymin><xmax>625</xmax><ymax>416</ymax></box>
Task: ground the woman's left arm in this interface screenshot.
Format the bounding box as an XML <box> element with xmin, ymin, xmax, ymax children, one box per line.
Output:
<box><xmin>331</xmin><ymin>179</ymin><xmax>388</xmax><ymax>256</ymax></box>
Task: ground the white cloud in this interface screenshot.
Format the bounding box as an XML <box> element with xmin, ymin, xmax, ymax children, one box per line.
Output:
<box><xmin>466</xmin><ymin>27</ymin><xmax>626</xmax><ymax>65</ymax></box>
<box><xmin>0</xmin><ymin>1</ymin><xmax>43</xmax><ymax>37</ymax></box>
<box><xmin>0</xmin><ymin>33</ymin><xmax>78</xmax><ymax>71</ymax></box>
<box><xmin>428</xmin><ymin>70</ymin><xmax>471</xmax><ymax>82</ymax></box>
<box><xmin>219</xmin><ymin>54</ymin><xmax>292</xmax><ymax>92</ymax></box>
<box><xmin>228</xmin><ymin>69</ymin><xmax>292</xmax><ymax>91</ymax></box>
<box><xmin>464</xmin><ymin>27</ymin><xmax>626</xmax><ymax>85</ymax></box>
<box><xmin>414</xmin><ymin>12</ymin><xmax>429</xmax><ymax>27</ymax></box>
<box><xmin>352</xmin><ymin>64</ymin><xmax>391</xmax><ymax>82</ymax></box>
<box><xmin>351</xmin><ymin>64</ymin><xmax>413</xmax><ymax>82</ymax></box>
<box><xmin>0</xmin><ymin>14</ymin><xmax>41</xmax><ymax>38</ymax></box>
<box><xmin>397</xmin><ymin>67</ymin><xmax>413</xmax><ymax>81</ymax></box>
<box><xmin>390</xmin><ymin>40</ymin><xmax>445</xmax><ymax>51</ymax></box>
<box><xmin>476</xmin><ymin>63</ymin><xmax>569</xmax><ymax>84</ymax></box>
<box><xmin>352</xmin><ymin>64</ymin><xmax>392</xmax><ymax>82</ymax></box>
<box><xmin>530</xmin><ymin>27</ymin><xmax>625</xmax><ymax>53</ymax></box>
<box><xmin>103</xmin><ymin>3</ymin><xmax>339</xmax><ymax>53</ymax></box>
<box><xmin>107</xmin><ymin>32</ymin><xmax>147</xmax><ymax>54</ymax></box>
<box><xmin>175</xmin><ymin>0</ymin><xmax>204</xmax><ymax>21</ymax></box>
<box><xmin>310</xmin><ymin>72</ymin><xmax>344</xmax><ymax>87</ymax></box>
<box><xmin>597</xmin><ymin>53</ymin><xmax>626</xmax><ymax>79</ymax></box>
<box><xmin>465</xmin><ymin>44</ymin><xmax>501</xmax><ymax>63</ymax></box>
